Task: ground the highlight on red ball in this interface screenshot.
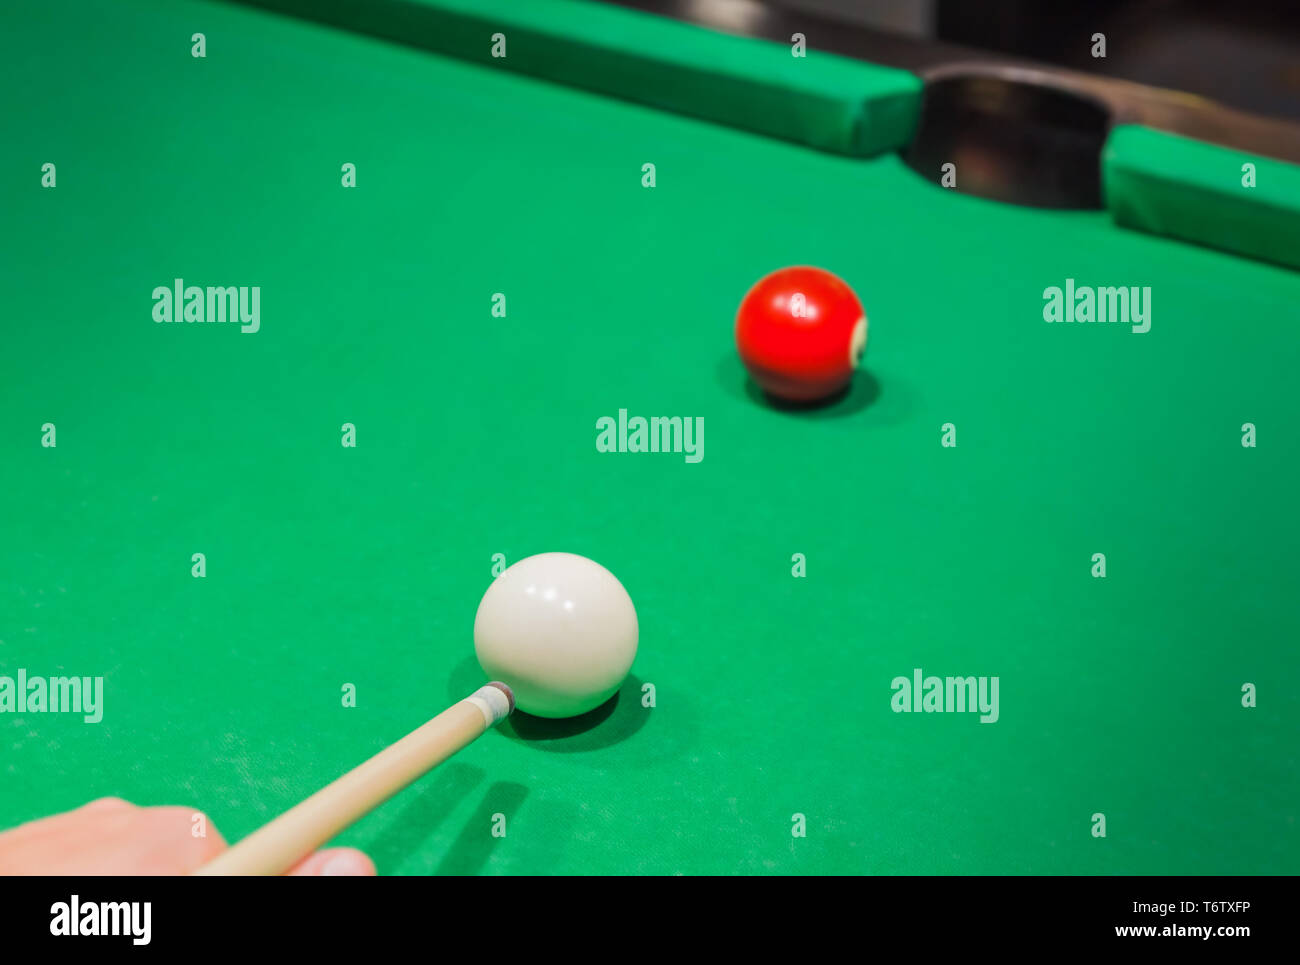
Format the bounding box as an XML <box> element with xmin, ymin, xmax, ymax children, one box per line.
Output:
<box><xmin>734</xmin><ymin>266</ymin><xmax>867</xmax><ymax>403</ymax></box>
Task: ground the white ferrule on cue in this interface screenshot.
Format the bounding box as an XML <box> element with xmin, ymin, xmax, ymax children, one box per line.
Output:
<box><xmin>465</xmin><ymin>683</ymin><xmax>512</xmax><ymax>728</ymax></box>
<box><xmin>194</xmin><ymin>683</ymin><xmax>514</xmax><ymax>876</ymax></box>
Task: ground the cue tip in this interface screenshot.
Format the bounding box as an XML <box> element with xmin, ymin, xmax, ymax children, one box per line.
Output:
<box><xmin>486</xmin><ymin>680</ymin><xmax>515</xmax><ymax>716</ymax></box>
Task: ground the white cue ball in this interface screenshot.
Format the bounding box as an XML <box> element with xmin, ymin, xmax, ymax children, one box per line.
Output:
<box><xmin>474</xmin><ymin>552</ymin><xmax>638</xmax><ymax>718</ymax></box>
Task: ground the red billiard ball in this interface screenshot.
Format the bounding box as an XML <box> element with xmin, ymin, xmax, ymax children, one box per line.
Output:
<box><xmin>735</xmin><ymin>266</ymin><xmax>867</xmax><ymax>402</ymax></box>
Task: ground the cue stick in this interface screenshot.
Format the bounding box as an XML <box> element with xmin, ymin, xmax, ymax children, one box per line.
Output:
<box><xmin>193</xmin><ymin>681</ymin><xmax>515</xmax><ymax>876</ymax></box>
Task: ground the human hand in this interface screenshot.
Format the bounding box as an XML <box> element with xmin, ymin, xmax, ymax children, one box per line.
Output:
<box><xmin>0</xmin><ymin>798</ymin><xmax>376</xmax><ymax>876</ymax></box>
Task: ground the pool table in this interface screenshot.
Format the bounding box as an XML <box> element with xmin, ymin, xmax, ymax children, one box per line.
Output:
<box><xmin>2</xmin><ymin>0</ymin><xmax>1297</xmax><ymax>876</ymax></box>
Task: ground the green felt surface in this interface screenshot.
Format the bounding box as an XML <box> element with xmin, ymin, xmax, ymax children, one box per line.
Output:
<box><xmin>1104</xmin><ymin>124</ymin><xmax>1300</xmax><ymax>270</ymax></box>
<box><xmin>237</xmin><ymin>0</ymin><xmax>922</xmax><ymax>156</ymax></box>
<box><xmin>1</xmin><ymin>0</ymin><xmax>1297</xmax><ymax>875</ymax></box>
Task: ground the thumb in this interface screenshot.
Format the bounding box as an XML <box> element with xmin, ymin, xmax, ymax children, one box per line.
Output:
<box><xmin>286</xmin><ymin>847</ymin><xmax>376</xmax><ymax>876</ymax></box>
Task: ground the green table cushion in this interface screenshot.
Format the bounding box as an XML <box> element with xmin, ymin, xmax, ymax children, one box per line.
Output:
<box><xmin>236</xmin><ymin>0</ymin><xmax>921</xmax><ymax>156</ymax></box>
<box><xmin>1103</xmin><ymin>124</ymin><xmax>1300</xmax><ymax>270</ymax></box>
